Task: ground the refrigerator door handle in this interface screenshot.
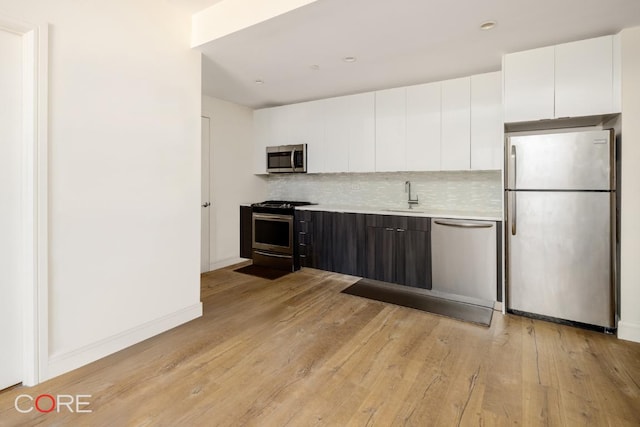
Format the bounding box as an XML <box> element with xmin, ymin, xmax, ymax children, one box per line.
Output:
<box><xmin>511</xmin><ymin>191</ymin><xmax>517</xmax><ymax>236</ymax></box>
<box><xmin>509</xmin><ymin>144</ymin><xmax>517</xmax><ymax>189</ymax></box>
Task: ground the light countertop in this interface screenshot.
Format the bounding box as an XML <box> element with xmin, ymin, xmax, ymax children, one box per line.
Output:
<box><xmin>296</xmin><ymin>204</ymin><xmax>503</xmax><ymax>221</ymax></box>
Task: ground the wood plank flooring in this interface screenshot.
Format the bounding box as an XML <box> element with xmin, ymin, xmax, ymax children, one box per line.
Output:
<box><xmin>1</xmin><ymin>263</ymin><xmax>639</xmax><ymax>426</ymax></box>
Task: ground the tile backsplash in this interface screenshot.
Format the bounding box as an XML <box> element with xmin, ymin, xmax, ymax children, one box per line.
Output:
<box><xmin>267</xmin><ymin>170</ymin><xmax>503</xmax><ymax>212</ymax></box>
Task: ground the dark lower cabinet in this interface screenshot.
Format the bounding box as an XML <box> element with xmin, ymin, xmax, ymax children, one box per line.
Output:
<box><xmin>403</xmin><ymin>228</ymin><xmax>430</xmax><ymax>288</ymax></box>
<box><xmin>330</xmin><ymin>212</ymin><xmax>364</xmax><ymax>276</ymax></box>
<box><xmin>239</xmin><ymin>205</ymin><xmax>253</xmax><ymax>259</ymax></box>
<box><xmin>295</xmin><ymin>210</ymin><xmax>364</xmax><ymax>275</ymax></box>
<box><xmin>296</xmin><ymin>210</ymin><xmax>313</xmax><ymax>268</ymax></box>
<box><xmin>296</xmin><ymin>210</ymin><xmax>431</xmax><ymax>289</ymax></box>
<box><xmin>365</xmin><ymin>214</ymin><xmax>431</xmax><ymax>289</ymax></box>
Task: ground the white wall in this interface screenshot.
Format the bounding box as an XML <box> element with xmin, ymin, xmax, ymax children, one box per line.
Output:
<box><xmin>619</xmin><ymin>26</ymin><xmax>640</xmax><ymax>343</ymax></box>
<box><xmin>0</xmin><ymin>0</ymin><xmax>203</xmax><ymax>379</ymax></box>
<box><xmin>202</xmin><ymin>95</ymin><xmax>267</xmax><ymax>269</ymax></box>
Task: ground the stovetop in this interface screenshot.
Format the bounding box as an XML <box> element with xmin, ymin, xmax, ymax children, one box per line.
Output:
<box><xmin>251</xmin><ymin>200</ymin><xmax>316</xmax><ymax>214</ymax></box>
<box><xmin>251</xmin><ymin>200</ymin><xmax>315</xmax><ymax>209</ymax></box>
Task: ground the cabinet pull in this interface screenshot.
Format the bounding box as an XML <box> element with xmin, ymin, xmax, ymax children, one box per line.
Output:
<box><xmin>396</xmin><ymin>228</ymin><xmax>405</xmax><ymax>232</ymax></box>
<box><xmin>385</xmin><ymin>227</ymin><xmax>395</xmax><ymax>231</ymax></box>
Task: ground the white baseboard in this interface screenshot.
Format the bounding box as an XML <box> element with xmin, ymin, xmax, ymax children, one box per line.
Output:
<box><xmin>209</xmin><ymin>257</ymin><xmax>246</xmax><ymax>271</ymax></box>
<box><xmin>617</xmin><ymin>320</ymin><xmax>640</xmax><ymax>343</ymax></box>
<box><xmin>45</xmin><ymin>303</ymin><xmax>202</xmax><ymax>380</ymax></box>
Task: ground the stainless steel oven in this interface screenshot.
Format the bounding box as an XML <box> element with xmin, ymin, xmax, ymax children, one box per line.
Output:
<box><xmin>252</xmin><ymin>212</ymin><xmax>294</xmax><ymax>270</ymax></box>
<box><xmin>252</xmin><ymin>213</ymin><xmax>294</xmax><ymax>254</ymax></box>
<box><xmin>250</xmin><ymin>201</ymin><xmax>315</xmax><ymax>271</ymax></box>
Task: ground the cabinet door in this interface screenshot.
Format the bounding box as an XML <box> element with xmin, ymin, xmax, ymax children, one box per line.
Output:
<box><xmin>347</xmin><ymin>93</ymin><xmax>376</xmax><ymax>173</ymax></box>
<box><xmin>316</xmin><ymin>93</ymin><xmax>374</xmax><ymax>174</ymax></box>
<box><xmin>503</xmin><ymin>46</ymin><xmax>555</xmax><ymax>122</ymax></box>
<box><xmin>331</xmin><ymin>212</ymin><xmax>359</xmax><ymax>275</ymax></box>
<box><xmin>555</xmin><ymin>35</ymin><xmax>615</xmax><ymax>118</ymax></box>
<box><xmin>369</xmin><ymin>226</ymin><xmax>397</xmax><ymax>282</ymax></box>
<box><xmin>252</xmin><ymin>108</ymin><xmax>273</xmax><ymax>174</ymax></box>
<box><xmin>324</xmin><ymin>97</ymin><xmax>353</xmax><ymax>173</ymax></box>
<box><xmin>314</xmin><ymin>211</ymin><xmax>332</xmax><ymax>271</ymax></box>
<box><xmin>402</xmin><ymin>229</ymin><xmax>430</xmax><ymax>289</ymax></box>
<box><xmin>406</xmin><ymin>82</ymin><xmax>441</xmax><ymax>171</ymax></box>
<box><xmin>269</xmin><ymin>104</ymin><xmax>292</xmax><ymax>144</ymax></box>
<box><xmin>240</xmin><ymin>206</ymin><xmax>253</xmax><ymax>259</ymax></box>
<box><xmin>375</xmin><ymin>87</ymin><xmax>406</xmax><ymax>172</ymax></box>
<box><xmin>441</xmin><ymin>77</ymin><xmax>471</xmax><ymax>171</ymax></box>
<box><xmin>471</xmin><ymin>72</ymin><xmax>503</xmax><ymax>170</ymax></box>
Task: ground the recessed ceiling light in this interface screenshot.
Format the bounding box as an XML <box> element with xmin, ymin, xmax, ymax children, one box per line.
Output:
<box><xmin>254</xmin><ymin>79</ymin><xmax>264</xmax><ymax>85</ymax></box>
<box><xmin>480</xmin><ymin>20</ymin><xmax>497</xmax><ymax>30</ymax></box>
<box><xmin>343</xmin><ymin>56</ymin><xmax>357</xmax><ymax>63</ymax></box>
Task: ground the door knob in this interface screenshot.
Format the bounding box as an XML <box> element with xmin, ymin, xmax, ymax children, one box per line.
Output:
<box><xmin>202</xmin><ymin>202</ymin><xmax>210</xmax><ymax>208</ymax></box>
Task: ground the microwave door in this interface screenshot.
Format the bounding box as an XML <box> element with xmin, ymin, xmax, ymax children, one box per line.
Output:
<box><xmin>267</xmin><ymin>151</ymin><xmax>290</xmax><ymax>172</ymax></box>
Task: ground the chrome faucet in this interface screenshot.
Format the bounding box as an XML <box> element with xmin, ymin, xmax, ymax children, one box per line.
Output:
<box><xmin>405</xmin><ymin>181</ymin><xmax>419</xmax><ymax>208</ymax></box>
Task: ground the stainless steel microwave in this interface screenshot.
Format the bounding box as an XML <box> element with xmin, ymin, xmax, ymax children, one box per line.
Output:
<box><xmin>266</xmin><ymin>144</ymin><xmax>307</xmax><ymax>173</ymax></box>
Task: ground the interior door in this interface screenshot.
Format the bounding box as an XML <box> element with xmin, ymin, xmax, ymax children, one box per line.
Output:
<box><xmin>0</xmin><ymin>28</ymin><xmax>23</xmax><ymax>390</ymax></box>
<box><xmin>201</xmin><ymin>116</ymin><xmax>211</xmax><ymax>273</ymax></box>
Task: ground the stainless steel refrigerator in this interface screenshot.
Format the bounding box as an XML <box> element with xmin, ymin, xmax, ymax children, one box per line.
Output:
<box><xmin>505</xmin><ymin>129</ymin><xmax>616</xmax><ymax>330</ymax></box>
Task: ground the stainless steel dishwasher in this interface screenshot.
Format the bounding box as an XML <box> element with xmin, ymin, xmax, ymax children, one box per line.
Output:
<box><xmin>431</xmin><ymin>218</ymin><xmax>497</xmax><ymax>301</ymax></box>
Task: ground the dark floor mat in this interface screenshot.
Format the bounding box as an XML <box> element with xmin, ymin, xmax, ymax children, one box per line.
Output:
<box><xmin>234</xmin><ymin>264</ymin><xmax>291</xmax><ymax>280</ymax></box>
<box><xmin>342</xmin><ymin>279</ymin><xmax>493</xmax><ymax>326</ymax></box>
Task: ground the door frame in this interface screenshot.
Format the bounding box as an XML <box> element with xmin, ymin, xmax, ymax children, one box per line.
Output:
<box><xmin>201</xmin><ymin>114</ymin><xmax>212</xmax><ymax>273</ymax></box>
<box><xmin>0</xmin><ymin>15</ymin><xmax>49</xmax><ymax>386</ymax></box>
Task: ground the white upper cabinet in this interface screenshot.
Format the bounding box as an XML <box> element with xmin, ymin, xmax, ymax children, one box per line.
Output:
<box><xmin>503</xmin><ymin>46</ymin><xmax>555</xmax><ymax>123</ymax></box>
<box><xmin>503</xmin><ymin>35</ymin><xmax>621</xmax><ymax>123</ymax></box>
<box><xmin>345</xmin><ymin>92</ymin><xmax>376</xmax><ymax>173</ymax></box>
<box><xmin>555</xmin><ymin>35</ymin><xmax>616</xmax><ymax>118</ymax></box>
<box><xmin>323</xmin><ymin>96</ymin><xmax>350</xmax><ymax>173</ymax></box>
<box><xmin>441</xmin><ymin>77</ymin><xmax>471</xmax><ymax>171</ymax></box>
<box><xmin>406</xmin><ymin>81</ymin><xmax>441</xmax><ymax>171</ymax></box>
<box><xmin>375</xmin><ymin>87</ymin><xmax>406</xmax><ymax>172</ymax></box>
<box><xmin>324</xmin><ymin>93</ymin><xmax>375</xmax><ymax>173</ymax></box>
<box><xmin>252</xmin><ymin>108</ymin><xmax>273</xmax><ymax>174</ymax></box>
<box><xmin>471</xmin><ymin>72</ymin><xmax>503</xmax><ymax>170</ymax></box>
<box><xmin>295</xmin><ymin>100</ymin><xmax>324</xmax><ymax>174</ymax></box>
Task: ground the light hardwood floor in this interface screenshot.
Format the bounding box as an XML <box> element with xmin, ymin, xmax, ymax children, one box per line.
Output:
<box><xmin>1</xmin><ymin>264</ymin><xmax>639</xmax><ymax>426</ymax></box>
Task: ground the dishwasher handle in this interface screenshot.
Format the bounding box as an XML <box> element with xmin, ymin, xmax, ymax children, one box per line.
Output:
<box><xmin>434</xmin><ymin>220</ymin><xmax>493</xmax><ymax>229</ymax></box>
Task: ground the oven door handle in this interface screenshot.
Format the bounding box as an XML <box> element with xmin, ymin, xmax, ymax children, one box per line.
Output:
<box><xmin>253</xmin><ymin>213</ymin><xmax>293</xmax><ymax>222</ymax></box>
<box><xmin>254</xmin><ymin>250</ymin><xmax>292</xmax><ymax>259</ymax></box>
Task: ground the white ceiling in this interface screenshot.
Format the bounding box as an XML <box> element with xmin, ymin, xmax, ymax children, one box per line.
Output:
<box><xmin>166</xmin><ymin>0</ymin><xmax>224</xmax><ymax>14</ymax></box>
<box><xmin>196</xmin><ymin>0</ymin><xmax>640</xmax><ymax>109</ymax></box>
